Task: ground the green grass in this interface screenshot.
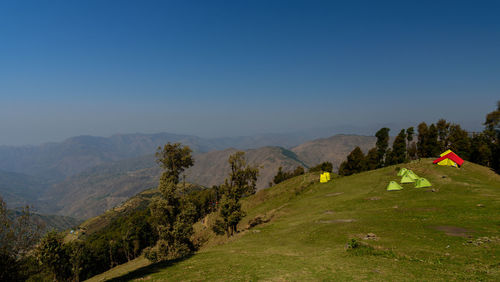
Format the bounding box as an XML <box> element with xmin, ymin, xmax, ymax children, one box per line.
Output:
<box><xmin>89</xmin><ymin>160</ymin><xmax>500</xmax><ymax>281</ymax></box>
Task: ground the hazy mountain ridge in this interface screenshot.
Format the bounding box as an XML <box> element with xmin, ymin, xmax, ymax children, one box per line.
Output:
<box><xmin>292</xmin><ymin>134</ymin><xmax>378</xmax><ymax>170</ymax></box>
<box><xmin>0</xmin><ymin>132</ymin><xmax>315</xmax><ymax>182</ymax></box>
<box><xmin>0</xmin><ymin>170</ymin><xmax>49</xmax><ymax>209</ymax></box>
<box><xmin>7</xmin><ymin>209</ymin><xmax>82</xmax><ymax>232</ymax></box>
<box><xmin>0</xmin><ymin>133</ymin><xmax>376</xmax><ymax>219</ymax></box>
<box><xmin>40</xmin><ymin>146</ymin><xmax>308</xmax><ymax>219</ymax></box>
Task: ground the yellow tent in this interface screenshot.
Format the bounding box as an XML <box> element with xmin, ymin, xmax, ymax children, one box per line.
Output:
<box><xmin>440</xmin><ymin>149</ymin><xmax>453</xmax><ymax>157</ymax></box>
<box><xmin>437</xmin><ymin>158</ymin><xmax>458</xmax><ymax>167</ymax></box>
<box><xmin>320</xmin><ymin>174</ymin><xmax>328</xmax><ymax>183</ymax></box>
<box><xmin>324</xmin><ymin>172</ymin><xmax>331</xmax><ymax>181</ymax></box>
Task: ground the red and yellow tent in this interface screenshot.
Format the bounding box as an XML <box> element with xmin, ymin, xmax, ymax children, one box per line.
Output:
<box><xmin>433</xmin><ymin>150</ymin><xmax>464</xmax><ymax>167</ymax></box>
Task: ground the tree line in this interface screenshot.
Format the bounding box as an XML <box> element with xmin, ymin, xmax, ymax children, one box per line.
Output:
<box><xmin>339</xmin><ymin>102</ymin><xmax>500</xmax><ymax>175</ymax></box>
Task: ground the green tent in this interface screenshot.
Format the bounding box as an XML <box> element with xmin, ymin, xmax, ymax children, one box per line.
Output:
<box><xmin>415</xmin><ymin>178</ymin><xmax>432</xmax><ymax>188</ymax></box>
<box><xmin>401</xmin><ymin>173</ymin><xmax>416</xmax><ymax>183</ymax></box>
<box><xmin>404</xmin><ymin>170</ymin><xmax>419</xmax><ymax>180</ymax></box>
<box><xmin>387</xmin><ymin>181</ymin><xmax>403</xmax><ymax>191</ymax></box>
<box><xmin>397</xmin><ymin>168</ymin><xmax>408</xmax><ymax>176</ymax></box>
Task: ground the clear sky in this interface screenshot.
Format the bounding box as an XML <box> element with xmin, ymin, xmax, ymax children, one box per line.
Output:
<box><xmin>0</xmin><ymin>0</ymin><xmax>499</xmax><ymax>145</ymax></box>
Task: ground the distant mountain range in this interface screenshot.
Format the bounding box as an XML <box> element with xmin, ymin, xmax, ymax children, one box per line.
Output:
<box><xmin>0</xmin><ymin>132</ymin><xmax>317</xmax><ymax>181</ymax></box>
<box><xmin>0</xmin><ymin>132</ymin><xmax>377</xmax><ymax>219</ymax></box>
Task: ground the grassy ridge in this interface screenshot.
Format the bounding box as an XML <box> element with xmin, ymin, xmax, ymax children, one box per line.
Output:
<box><xmin>90</xmin><ymin>160</ymin><xmax>500</xmax><ymax>281</ymax></box>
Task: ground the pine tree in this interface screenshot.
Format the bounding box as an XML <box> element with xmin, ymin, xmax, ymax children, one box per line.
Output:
<box><xmin>436</xmin><ymin>119</ymin><xmax>450</xmax><ymax>151</ymax></box>
<box><xmin>470</xmin><ymin>133</ymin><xmax>492</xmax><ymax>166</ymax></box>
<box><xmin>365</xmin><ymin>148</ymin><xmax>379</xmax><ymax>170</ymax></box>
<box><xmin>375</xmin><ymin>128</ymin><xmax>390</xmax><ymax>167</ymax></box>
<box><xmin>484</xmin><ymin>101</ymin><xmax>500</xmax><ymax>172</ymax></box>
<box><xmin>408</xmin><ymin>142</ymin><xmax>418</xmax><ymax>160</ymax></box>
<box><xmin>273</xmin><ymin>167</ymin><xmax>286</xmax><ymax>185</ymax></box>
<box><xmin>427</xmin><ymin>124</ymin><xmax>440</xmax><ymax>157</ymax></box>
<box><xmin>406</xmin><ymin>127</ymin><xmax>415</xmax><ymax>159</ymax></box>
<box><xmin>447</xmin><ymin>124</ymin><xmax>471</xmax><ymax>160</ymax></box>
<box><xmin>417</xmin><ymin>122</ymin><xmax>428</xmax><ymax>158</ymax></box>
<box><xmin>339</xmin><ymin>147</ymin><xmax>366</xmax><ymax>176</ymax></box>
<box><xmin>390</xmin><ymin>129</ymin><xmax>407</xmax><ymax>164</ymax></box>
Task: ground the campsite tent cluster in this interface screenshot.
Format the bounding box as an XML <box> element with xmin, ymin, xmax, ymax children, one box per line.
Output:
<box><xmin>320</xmin><ymin>172</ymin><xmax>331</xmax><ymax>183</ymax></box>
<box><xmin>387</xmin><ymin>150</ymin><xmax>464</xmax><ymax>191</ymax></box>
<box><xmin>387</xmin><ymin>168</ymin><xmax>432</xmax><ymax>191</ymax></box>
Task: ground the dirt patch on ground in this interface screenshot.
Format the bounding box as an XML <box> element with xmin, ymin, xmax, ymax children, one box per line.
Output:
<box><xmin>324</xmin><ymin>210</ymin><xmax>334</xmax><ymax>215</ymax></box>
<box><xmin>431</xmin><ymin>225</ymin><xmax>473</xmax><ymax>237</ymax></box>
<box><xmin>325</xmin><ymin>192</ymin><xmax>344</xmax><ymax>197</ymax></box>
<box><xmin>318</xmin><ymin>219</ymin><xmax>356</xmax><ymax>223</ymax></box>
<box><xmin>367</xmin><ymin>196</ymin><xmax>381</xmax><ymax>201</ymax></box>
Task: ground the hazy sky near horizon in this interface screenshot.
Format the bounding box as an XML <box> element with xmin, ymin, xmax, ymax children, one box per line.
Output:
<box><xmin>1</xmin><ymin>0</ymin><xmax>499</xmax><ymax>145</ymax></box>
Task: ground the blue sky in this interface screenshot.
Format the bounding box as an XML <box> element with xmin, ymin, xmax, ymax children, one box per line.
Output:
<box><xmin>0</xmin><ymin>0</ymin><xmax>499</xmax><ymax>145</ymax></box>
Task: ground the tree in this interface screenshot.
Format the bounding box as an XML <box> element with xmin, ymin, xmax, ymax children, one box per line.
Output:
<box><xmin>273</xmin><ymin>166</ymin><xmax>305</xmax><ymax>185</ymax></box>
<box><xmin>0</xmin><ymin>198</ymin><xmax>43</xmax><ymax>281</ymax></box>
<box><xmin>273</xmin><ymin>167</ymin><xmax>286</xmax><ymax>185</ymax></box>
<box><xmin>292</xmin><ymin>166</ymin><xmax>305</xmax><ymax>176</ymax></box>
<box><xmin>365</xmin><ymin>148</ymin><xmax>379</xmax><ymax>170</ymax></box>
<box><xmin>484</xmin><ymin>101</ymin><xmax>500</xmax><ymax>172</ymax></box>
<box><xmin>385</xmin><ymin>148</ymin><xmax>394</xmax><ymax>166</ymax></box>
<box><xmin>408</xmin><ymin>142</ymin><xmax>418</xmax><ymax>160</ymax></box>
<box><xmin>470</xmin><ymin>133</ymin><xmax>492</xmax><ymax>166</ymax></box>
<box><xmin>375</xmin><ymin>128</ymin><xmax>390</xmax><ymax>167</ymax></box>
<box><xmin>213</xmin><ymin>152</ymin><xmax>258</xmax><ymax>236</ymax></box>
<box><xmin>339</xmin><ymin>147</ymin><xmax>366</xmax><ymax>176</ymax></box>
<box><xmin>427</xmin><ymin>124</ymin><xmax>440</xmax><ymax>157</ymax></box>
<box><xmin>308</xmin><ymin>162</ymin><xmax>333</xmax><ymax>173</ymax></box>
<box><xmin>36</xmin><ymin>231</ymin><xmax>70</xmax><ymax>282</ymax></box>
<box><xmin>447</xmin><ymin>124</ymin><xmax>471</xmax><ymax>160</ymax></box>
<box><xmin>436</xmin><ymin>119</ymin><xmax>450</xmax><ymax>151</ymax></box>
<box><xmin>148</xmin><ymin>143</ymin><xmax>196</xmax><ymax>261</ymax></box>
<box><xmin>417</xmin><ymin>122</ymin><xmax>428</xmax><ymax>158</ymax></box>
<box><xmin>67</xmin><ymin>241</ymin><xmax>89</xmax><ymax>282</ymax></box>
<box><xmin>389</xmin><ymin>129</ymin><xmax>407</xmax><ymax>165</ymax></box>
<box><xmin>406</xmin><ymin>127</ymin><xmax>416</xmax><ymax>160</ymax></box>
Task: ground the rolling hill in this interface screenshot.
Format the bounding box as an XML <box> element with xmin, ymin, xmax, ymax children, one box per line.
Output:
<box><xmin>0</xmin><ymin>170</ymin><xmax>49</xmax><ymax>209</ymax></box>
<box><xmin>42</xmin><ymin>147</ymin><xmax>307</xmax><ymax>219</ymax></box>
<box><xmin>185</xmin><ymin>146</ymin><xmax>307</xmax><ymax>190</ymax></box>
<box><xmin>6</xmin><ymin>209</ymin><xmax>82</xmax><ymax>232</ymax></box>
<box><xmin>291</xmin><ymin>134</ymin><xmax>378</xmax><ymax>169</ymax></box>
<box><xmin>1</xmin><ymin>133</ymin><xmax>384</xmax><ymax>219</ymax></box>
<box><xmin>89</xmin><ymin>160</ymin><xmax>500</xmax><ymax>281</ymax></box>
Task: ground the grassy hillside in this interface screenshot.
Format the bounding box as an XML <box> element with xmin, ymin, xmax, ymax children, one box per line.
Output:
<box><xmin>66</xmin><ymin>182</ymin><xmax>204</xmax><ymax>240</ymax></box>
<box><xmin>93</xmin><ymin>160</ymin><xmax>500</xmax><ymax>281</ymax></box>
<box><xmin>70</xmin><ymin>188</ymin><xmax>160</xmax><ymax>239</ymax></box>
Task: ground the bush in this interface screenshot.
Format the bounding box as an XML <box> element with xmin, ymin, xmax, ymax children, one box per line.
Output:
<box><xmin>309</xmin><ymin>162</ymin><xmax>333</xmax><ymax>173</ymax></box>
<box><xmin>346</xmin><ymin>238</ymin><xmax>396</xmax><ymax>258</ymax></box>
<box><xmin>143</xmin><ymin>247</ymin><xmax>158</xmax><ymax>263</ymax></box>
<box><xmin>346</xmin><ymin>238</ymin><xmax>360</xmax><ymax>249</ymax></box>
